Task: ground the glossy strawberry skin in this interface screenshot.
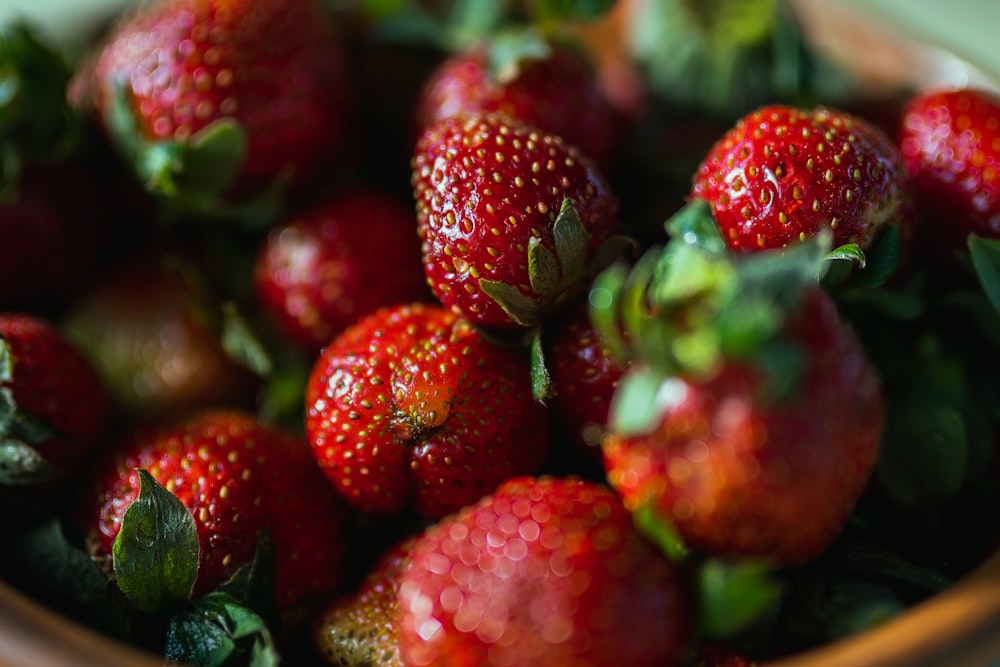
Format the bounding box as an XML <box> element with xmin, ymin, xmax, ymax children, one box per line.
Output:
<box><xmin>84</xmin><ymin>410</ymin><xmax>349</xmax><ymax>608</ymax></box>
<box><xmin>691</xmin><ymin>105</ymin><xmax>911</xmax><ymax>252</ymax></box>
<box><xmin>899</xmin><ymin>88</ymin><xmax>1000</xmax><ymax>248</ymax></box>
<box><xmin>397</xmin><ymin>476</ymin><xmax>693</xmax><ymax>667</ymax></box>
<box><xmin>79</xmin><ymin>0</ymin><xmax>350</xmax><ymax>195</ymax></box>
<box><xmin>412</xmin><ymin>113</ymin><xmax>620</xmax><ymax>329</ymax></box>
<box><xmin>254</xmin><ymin>190</ymin><xmax>430</xmax><ymax>352</ymax></box>
<box><xmin>0</xmin><ymin>313</ymin><xmax>114</xmax><ymax>471</ymax></box>
<box><xmin>415</xmin><ymin>43</ymin><xmax>620</xmax><ymax>166</ymax></box>
<box><xmin>603</xmin><ymin>289</ymin><xmax>884</xmax><ymax>565</ymax></box>
<box><xmin>304</xmin><ymin>302</ymin><xmax>550</xmax><ymax>519</ymax></box>
<box><xmin>546</xmin><ymin>304</ymin><xmax>628</xmax><ymax>464</ymax></box>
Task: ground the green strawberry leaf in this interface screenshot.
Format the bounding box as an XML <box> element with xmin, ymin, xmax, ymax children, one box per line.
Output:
<box><xmin>480</xmin><ymin>280</ymin><xmax>543</xmax><ymax>327</ymax></box>
<box><xmin>528</xmin><ymin>238</ymin><xmax>563</xmax><ymax>298</ymax></box>
<box><xmin>0</xmin><ymin>23</ymin><xmax>77</xmax><ymax>196</ymax></box>
<box><xmin>0</xmin><ymin>512</ymin><xmax>108</xmax><ymax>615</ymax></box>
<box><xmin>608</xmin><ymin>365</ymin><xmax>680</xmax><ymax>437</ymax></box>
<box><xmin>848</xmin><ymin>225</ymin><xmax>901</xmax><ymax>289</ymax></box>
<box><xmin>220</xmin><ymin>302</ymin><xmax>273</xmax><ymax>377</ymax></box>
<box><xmin>487</xmin><ymin>27</ymin><xmax>552</xmax><ymax>83</ymax></box>
<box><xmin>218</xmin><ymin>530</ymin><xmax>276</xmax><ymax>621</ymax></box>
<box><xmin>552</xmin><ymin>198</ymin><xmax>589</xmax><ymax>283</ymax></box>
<box><xmin>697</xmin><ymin>558</ymin><xmax>782</xmax><ymax>639</ymax></box>
<box><xmin>0</xmin><ymin>337</ymin><xmax>65</xmax><ymax>485</ymax></box>
<box><xmin>632</xmin><ymin>499</ymin><xmax>689</xmax><ymax>563</ymax></box>
<box><xmin>165</xmin><ymin>592</ymin><xmax>279</xmax><ymax>667</ymax></box>
<box><xmin>113</xmin><ymin>469</ymin><xmax>199</xmax><ymax>614</ymax></box>
<box><xmin>968</xmin><ymin>234</ymin><xmax>1000</xmax><ymax>314</ymax></box>
<box><xmin>587</xmin><ymin>262</ymin><xmax>631</xmax><ymax>362</ymax></box>
<box><xmin>529</xmin><ymin>329</ymin><xmax>555</xmax><ymax>402</ymax></box>
<box><xmin>825</xmin><ymin>243</ymin><xmax>866</xmax><ymax>268</ymax></box>
<box><xmin>174</xmin><ymin>119</ymin><xmax>248</xmax><ymax>196</ymax></box>
<box><xmin>534</xmin><ymin>0</ymin><xmax>616</xmax><ymax>23</ymax></box>
<box><xmin>665</xmin><ymin>199</ymin><xmax>728</xmax><ymax>257</ymax></box>
<box><xmin>877</xmin><ymin>403</ymin><xmax>967</xmax><ymax>513</ymax></box>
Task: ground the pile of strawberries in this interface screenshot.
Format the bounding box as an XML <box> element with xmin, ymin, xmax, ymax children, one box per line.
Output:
<box><xmin>3</xmin><ymin>1</ymin><xmax>1000</xmax><ymax>666</ymax></box>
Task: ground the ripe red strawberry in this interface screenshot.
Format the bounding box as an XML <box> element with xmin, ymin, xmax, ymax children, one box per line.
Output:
<box><xmin>313</xmin><ymin>538</ymin><xmax>414</xmax><ymax>667</ymax></box>
<box><xmin>62</xmin><ymin>252</ymin><xmax>260</xmax><ymax>420</ymax></box>
<box><xmin>74</xmin><ymin>0</ymin><xmax>351</xmax><ymax>205</ymax></box>
<box><xmin>603</xmin><ymin>287</ymin><xmax>883</xmax><ymax>565</ymax></box>
<box><xmin>412</xmin><ymin>112</ymin><xmax>622</xmax><ymax>330</ymax></box>
<box><xmin>254</xmin><ymin>190</ymin><xmax>430</xmax><ymax>352</ymax></box>
<box><xmin>691</xmin><ymin>105</ymin><xmax>911</xmax><ymax>252</ymax></box>
<box><xmin>546</xmin><ymin>303</ymin><xmax>629</xmax><ymax>464</ymax></box>
<box><xmin>84</xmin><ymin>409</ymin><xmax>349</xmax><ymax>608</ymax></box>
<box><xmin>415</xmin><ymin>41</ymin><xmax>620</xmax><ymax>167</ymax></box>
<box><xmin>899</xmin><ymin>88</ymin><xmax>1000</xmax><ymax>249</ymax></box>
<box><xmin>0</xmin><ymin>313</ymin><xmax>114</xmax><ymax>477</ymax></box>
<box><xmin>304</xmin><ymin>302</ymin><xmax>550</xmax><ymax>518</ymax></box>
<box><xmin>396</xmin><ymin>476</ymin><xmax>694</xmax><ymax>667</ymax></box>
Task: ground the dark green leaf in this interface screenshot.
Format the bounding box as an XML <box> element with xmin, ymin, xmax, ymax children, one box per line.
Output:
<box><xmin>608</xmin><ymin>365</ymin><xmax>678</xmax><ymax>437</ymax></box>
<box><xmin>968</xmin><ymin>235</ymin><xmax>1000</xmax><ymax>314</ymax></box>
<box><xmin>529</xmin><ymin>329</ymin><xmax>554</xmax><ymax>402</ymax></box>
<box><xmin>632</xmin><ymin>500</ymin><xmax>688</xmax><ymax>563</ymax></box>
<box><xmin>824</xmin><ymin>536</ymin><xmax>953</xmax><ymax>594</ymax></box>
<box><xmin>664</xmin><ymin>199</ymin><xmax>727</xmax><ymax>257</ymax></box>
<box><xmin>220</xmin><ymin>302</ymin><xmax>273</xmax><ymax>376</ymax></box>
<box><xmin>877</xmin><ymin>404</ymin><xmax>967</xmax><ymax>512</ymax></box>
<box><xmin>848</xmin><ymin>225</ymin><xmax>901</xmax><ymax>289</ymax></box>
<box><xmin>0</xmin><ymin>514</ymin><xmax>108</xmax><ymax>614</ymax></box>
<box><xmin>0</xmin><ymin>439</ymin><xmax>62</xmax><ymax>485</ymax></box>
<box><xmin>535</xmin><ymin>0</ymin><xmax>616</xmax><ymax>22</ymax></box>
<box><xmin>176</xmin><ymin>119</ymin><xmax>248</xmax><ymax>195</ymax></box>
<box><xmin>113</xmin><ymin>469</ymin><xmax>199</xmax><ymax>614</ymax></box>
<box><xmin>825</xmin><ymin>243</ymin><xmax>866</xmax><ymax>268</ymax></box>
<box><xmin>587</xmin><ymin>263</ymin><xmax>631</xmax><ymax>362</ymax></box>
<box><xmin>165</xmin><ymin>592</ymin><xmax>279</xmax><ymax>667</ymax></box>
<box><xmin>552</xmin><ymin>198</ymin><xmax>589</xmax><ymax>282</ymax></box>
<box><xmin>486</xmin><ymin>27</ymin><xmax>552</xmax><ymax>82</ymax></box>
<box><xmin>218</xmin><ymin>530</ymin><xmax>276</xmax><ymax>620</ymax></box>
<box><xmin>527</xmin><ymin>237</ymin><xmax>563</xmax><ymax>298</ymax></box>
<box><xmin>697</xmin><ymin>558</ymin><xmax>782</xmax><ymax>639</ymax></box>
<box><xmin>480</xmin><ymin>279</ymin><xmax>542</xmax><ymax>327</ymax></box>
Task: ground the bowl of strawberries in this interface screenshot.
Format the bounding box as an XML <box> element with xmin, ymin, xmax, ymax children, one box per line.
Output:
<box><xmin>2</xmin><ymin>0</ymin><xmax>1000</xmax><ymax>666</ymax></box>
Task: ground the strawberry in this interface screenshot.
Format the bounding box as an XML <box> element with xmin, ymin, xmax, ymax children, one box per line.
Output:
<box><xmin>304</xmin><ymin>302</ymin><xmax>550</xmax><ymax>518</ymax></box>
<box><xmin>415</xmin><ymin>40</ymin><xmax>620</xmax><ymax>167</ymax></box>
<box><xmin>545</xmin><ymin>303</ymin><xmax>629</xmax><ymax>464</ymax></box>
<box><xmin>396</xmin><ymin>476</ymin><xmax>694</xmax><ymax>667</ymax></box>
<box><xmin>596</xmin><ymin>216</ymin><xmax>885</xmax><ymax>566</ymax></box>
<box><xmin>412</xmin><ymin>112</ymin><xmax>622</xmax><ymax>330</ymax></box>
<box><xmin>691</xmin><ymin>104</ymin><xmax>911</xmax><ymax>253</ymax></box>
<box><xmin>62</xmin><ymin>252</ymin><xmax>260</xmax><ymax>421</ymax></box>
<box><xmin>83</xmin><ymin>409</ymin><xmax>349</xmax><ymax>608</ymax></box>
<box><xmin>74</xmin><ymin>0</ymin><xmax>351</xmax><ymax>213</ymax></box>
<box><xmin>0</xmin><ymin>313</ymin><xmax>114</xmax><ymax>479</ymax></box>
<box><xmin>254</xmin><ymin>189</ymin><xmax>430</xmax><ymax>352</ymax></box>
<box><xmin>899</xmin><ymin>88</ymin><xmax>1000</xmax><ymax>250</ymax></box>
<box><xmin>313</xmin><ymin>537</ymin><xmax>414</xmax><ymax>667</ymax></box>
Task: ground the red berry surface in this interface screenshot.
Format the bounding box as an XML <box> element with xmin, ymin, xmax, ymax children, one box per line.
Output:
<box><xmin>305</xmin><ymin>302</ymin><xmax>550</xmax><ymax>518</ymax></box>
<box><xmin>84</xmin><ymin>409</ymin><xmax>349</xmax><ymax>608</ymax></box>
<box><xmin>412</xmin><ymin>113</ymin><xmax>620</xmax><ymax>329</ymax></box>
<box><xmin>691</xmin><ymin>105</ymin><xmax>911</xmax><ymax>252</ymax></box>
<box><xmin>254</xmin><ymin>190</ymin><xmax>429</xmax><ymax>351</ymax></box>
<box><xmin>397</xmin><ymin>476</ymin><xmax>693</xmax><ymax>667</ymax></box>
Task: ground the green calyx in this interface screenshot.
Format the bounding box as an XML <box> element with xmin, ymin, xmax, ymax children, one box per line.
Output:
<box><xmin>480</xmin><ymin>198</ymin><xmax>598</xmax><ymax>327</ymax></box>
<box><xmin>105</xmin><ymin>82</ymin><xmax>283</xmax><ymax>228</ymax></box>
<box><xmin>0</xmin><ymin>335</ymin><xmax>64</xmax><ymax>486</ymax></box>
<box><xmin>592</xmin><ymin>199</ymin><xmax>831</xmax><ymax>436</ymax></box>
<box><xmin>0</xmin><ymin>22</ymin><xmax>79</xmax><ymax>198</ymax></box>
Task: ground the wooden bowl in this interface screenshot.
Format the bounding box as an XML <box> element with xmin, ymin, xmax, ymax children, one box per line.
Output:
<box><xmin>1</xmin><ymin>1</ymin><xmax>999</xmax><ymax>666</ymax></box>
